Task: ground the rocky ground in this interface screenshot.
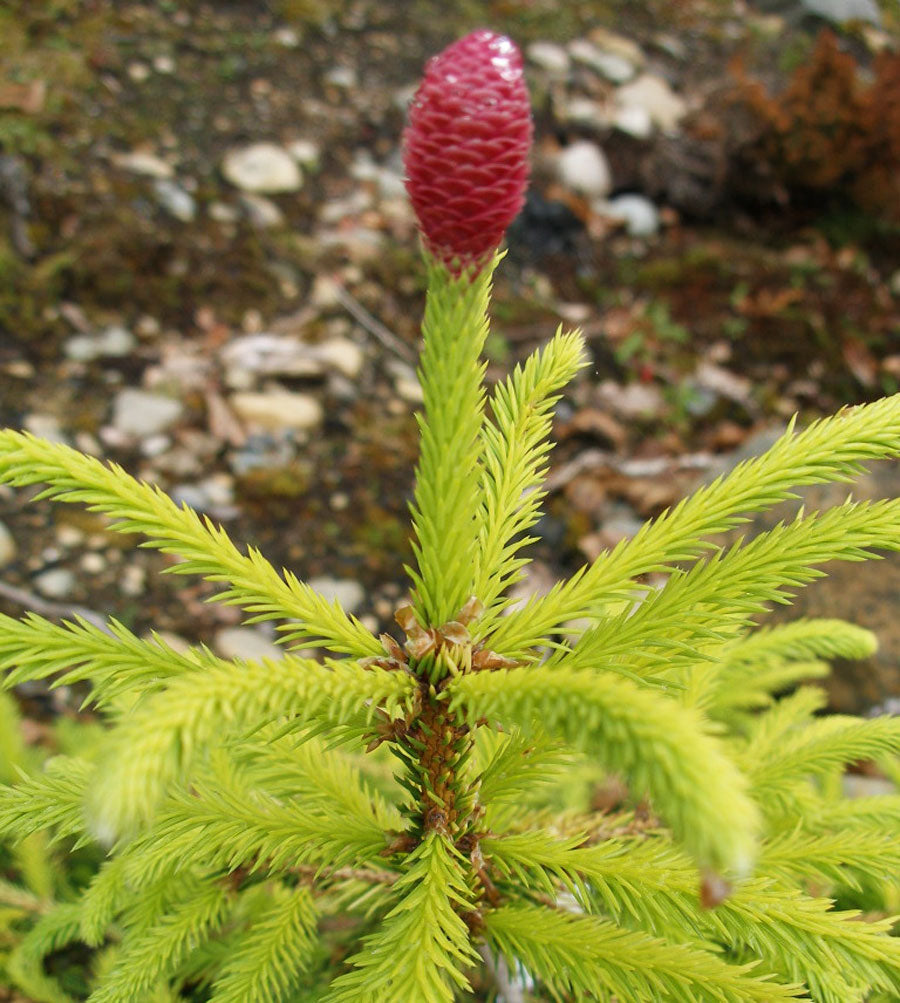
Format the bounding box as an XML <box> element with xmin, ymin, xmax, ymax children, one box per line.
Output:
<box><xmin>1</xmin><ymin>0</ymin><xmax>899</xmax><ymax>716</ymax></box>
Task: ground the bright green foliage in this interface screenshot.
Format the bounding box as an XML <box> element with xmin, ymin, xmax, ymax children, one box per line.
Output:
<box><xmin>0</xmin><ymin>692</ymin><xmax>100</xmax><ymax>1002</ymax></box>
<box><xmin>88</xmin><ymin>879</ymin><xmax>231</xmax><ymax>1002</ymax></box>
<box><xmin>323</xmin><ymin>833</ymin><xmax>479</xmax><ymax>1002</ymax></box>
<box><xmin>451</xmin><ymin>666</ymin><xmax>760</xmax><ymax>874</ymax></box>
<box><xmin>408</xmin><ymin>258</ymin><xmax>495</xmax><ymax>626</ymax></box>
<box><xmin>0</xmin><ymin>252</ymin><xmax>899</xmax><ymax>1002</ymax></box>
<box><xmin>481</xmin><ymin>392</ymin><xmax>900</xmax><ymax>654</ymax></box>
<box><xmin>473</xmin><ymin>326</ymin><xmax>587</xmax><ymax>618</ymax></box>
<box><xmin>483</xmin><ymin>903</ymin><xmax>805</xmax><ymax>1001</ymax></box>
<box><xmin>208</xmin><ymin>885</ymin><xmax>318</xmax><ymax>1003</ymax></box>
<box><xmin>0</xmin><ymin>433</ymin><xmax>381</xmax><ymax>657</ymax></box>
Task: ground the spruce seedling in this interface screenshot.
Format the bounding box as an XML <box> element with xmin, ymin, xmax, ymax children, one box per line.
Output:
<box><xmin>1</xmin><ymin>28</ymin><xmax>900</xmax><ymax>1003</ymax></box>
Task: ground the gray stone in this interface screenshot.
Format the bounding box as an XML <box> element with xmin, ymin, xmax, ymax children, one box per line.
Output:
<box><xmin>111</xmin><ymin>150</ymin><xmax>173</xmax><ymax>179</ymax></box>
<box><xmin>350</xmin><ymin>151</ymin><xmax>406</xmax><ymax>200</ymax></box>
<box><xmin>239</xmin><ymin>193</ymin><xmax>285</xmax><ymax>228</ymax></box>
<box><xmin>23</xmin><ymin>413</ymin><xmax>67</xmax><ymax>443</ymax></box>
<box><xmin>387</xmin><ymin>360</ymin><xmax>424</xmax><ymax>403</ymax></box>
<box><xmin>221</xmin><ymin>334</ymin><xmax>361</xmax><ymax>381</ymax></box>
<box><xmin>65</xmin><ymin>325</ymin><xmax>136</xmax><ymax>362</ymax></box>
<box><xmin>569</xmin><ymin>38</ymin><xmax>635</xmax><ymax>83</ymax></box>
<box><xmin>586</xmin><ymin>27</ymin><xmax>645</xmax><ymax>68</ymax></box>
<box><xmin>0</xmin><ymin>521</ymin><xmax>15</xmax><ymax>567</ymax></box>
<box><xmin>801</xmin><ymin>0</ymin><xmax>881</xmax><ymax>25</ymax></box>
<box><xmin>596</xmin><ymin>380</ymin><xmax>664</xmax><ymax>419</ymax></box>
<box><xmin>227</xmin><ymin>433</ymin><xmax>295</xmax><ymax>476</ymax></box>
<box><xmin>33</xmin><ymin>567</ymin><xmax>75</xmax><ymax>599</ymax></box>
<box><xmin>324</xmin><ymin>66</ymin><xmax>357</xmax><ymax>89</ymax></box>
<box><xmin>222</xmin><ymin>334</ymin><xmax>323</xmax><ymax>380</ymax></box>
<box><xmin>79</xmin><ymin>551</ymin><xmax>106</xmax><ymax>574</ymax></box>
<box><xmin>214</xmin><ymin>627</ymin><xmax>283</xmax><ymax>662</ymax></box>
<box><xmin>222</xmin><ymin>143</ymin><xmax>302</xmax><ymax>194</ymax></box>
<box><xmin>603</xmin><ymin>194</ymin><xmax>660</xmax><ymax>236</ymax></box>
<box><xmin>307</xmin><ymin>576</ymin><xmax>365</xmax><ymax>614</ymax></box>
<box><xmin>557</xmin><ymin>140</ymin><xmax>612</xmax><ymax>199</ymax></box>
<box><xmin>561</xmin><ymin>98</ymin><xmax>609</xmax><ymax>130</ymax></box>
<box><xmin>120</xmin><ymin>564</ymin><xmax>146</xmax><ymax>597</ymax></box>
<box><xmin>758</xmin><ymin>0</ymin><xmax>878</xmax><ymax>24</ymax></box>
<box><xmin>171</xmin><ymin>475</ymin><xmax>237</xmax><ymax>517</ymax></box>
<box><xmin>153</xmin><ymin>178</ymin><xmax>196</xmax><ymax>222</ymax></box>
<box><xmin>693</xmin><ymin>361</ymin><xmax>752</xmax><ymax>408</ymax></box>
<box><xmin>139</xmin><ymin>433</ymin><xmax>171</xmax><ymax>458</ymax></box>
<box><xmin>111</xmin><ymin>388</ymin><xmax>184</xmax><ymax>437</ymax></box>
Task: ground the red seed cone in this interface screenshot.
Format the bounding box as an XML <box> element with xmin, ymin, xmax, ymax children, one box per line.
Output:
<box><xmin>403</xmin><ymin>30</ymin><xmax>533</xmax><ymax>274</ymax></box>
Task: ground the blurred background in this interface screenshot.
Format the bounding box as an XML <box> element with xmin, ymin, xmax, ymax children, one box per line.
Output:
<box><xmin>0</xmin><ymin>0</ymin><xmax>898</xmax><ymax>716</ymax></box>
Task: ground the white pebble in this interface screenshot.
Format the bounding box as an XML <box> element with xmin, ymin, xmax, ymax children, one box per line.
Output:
<box><xmin>287</xmin><ymin>139</ymin><xmax>320</xmax><ymax>167</ymax></box>
<box><xmin>240</xmin><ymin>193</ymin><xmax>285</xmax><ymax>228</ymax></box>
<box><xmin>230</xmin><ymin>390</ymin><xmax>323</xmax><ymax>431</ymax></box>
<box><xmin>111</xmin><ymin>150</ymin><xmax>173</xmax><ymax>179</ymax></box>
<box><xmin>613</xmin><ymin>104</ymin><xmax>654</xmax><ymax>140</ymax></box>
<box><xmin>317</xmin><ymin>338</ymin><xmax>364</xmax><ymax>380</ymax></box>
<box><xmin>0</xmin><ymin>521</ymin><xmax>15</xmax><ymax>567</ymax></box>
<box><xmin>569</xmin><ymin>39</ymin><xmax>635</xmax><ymax>83</ymax></box>
<box><xmin>222</xmin><ymin>143</ymin><xmax>302</xmax><ymax>194</ymax></box>
<box><xmin>602</xmin><ymin>193</ymin><xmax>661</xmax><ymax>237</ymax></box>
<box><xmin>121</xmin><ymin>565</ymin><xmax>146</xmax><ymax>597</ymax></box>
<box><xmin>153</xmin><ymin>178</ymin><xmax>196</xmax><ymax>222</ymax></box>
<box><xmin>79</xmin><ymin>552</ymin><xmax>106</xmax><ymax>574</ymax></box>
<box><xmin>64</xmin><ymin>325</ymin><xmax>135</xmax><ymax>362</ymax></box>
<box><xmin>616</xmin><ymin>74</ymin><xmax>686</xmax><ymax>134</ymax></box>
<box><xmin>34</xmin><ymin>567</ymin><xmax>75</xmax><ymax>599</ymax></box>
<box><xmin>111</xmin><ymin>389</ymin><xmax>184</xmax><ymax>438</ymax></box>
<box><xmin>307</xmin><ymin>576</ymin><xmax>365</xmax><ymax>614</ymax></box>
<box><xmin>557</xmin><ymin>140</ymin><xmax>612</xmax><ymax>199</ymax></box>
<box><xmin>153</xmin><ymin>54</ymin><xmax>175</xmax><ymax>74</ymax></box>
<box><xmin>214</xmin><ymin>627</ymin><xmax>283</xmax><ymax>662</ymax></box>
<box><xmin>527</xmin><ymin>41</ymin><xmax>570</xmax><ymax>75</ymax></box>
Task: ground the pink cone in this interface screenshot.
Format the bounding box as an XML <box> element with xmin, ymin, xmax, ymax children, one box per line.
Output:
<box><xmin>403</xmin><ymin>30</ymin><xmax>533</xmax><ymax>274</ymax></box>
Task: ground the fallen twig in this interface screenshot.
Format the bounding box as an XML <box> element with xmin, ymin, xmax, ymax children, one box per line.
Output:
<box><xmin>0</xmin><ymin>579</ymin><xmax>112</xmax><ymax>634</ymax></box>
<box><xmin>333</xmin><ymin>281</ymin><xmax>416</xmax><ymax>364</ymax></box>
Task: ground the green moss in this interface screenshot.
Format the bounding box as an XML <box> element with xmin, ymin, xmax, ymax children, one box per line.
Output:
<box><xmin>632</xmin><ymin>247</ymin><xmax>727</xmax><ymax>291</ymax></box>
<box><xmin>236</xmin><ymin>463</ymin><xmax>313</xmax><ymax>502</ymax></box>
<box><xmin>274</xmin><ymin>0</ymin><xmax>332</xmax><ymax>25</ymax></box>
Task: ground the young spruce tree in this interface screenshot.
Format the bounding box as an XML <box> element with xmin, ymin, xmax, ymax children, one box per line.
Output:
<box><xmin>1</xmin><ymin>28</ymin><xmax>900</xmax><ymax>1003</ymax></box>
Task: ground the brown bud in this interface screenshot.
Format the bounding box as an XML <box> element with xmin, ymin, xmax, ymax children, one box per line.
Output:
<box><xmin>700</xmin><ymin>870</ymin><xmax>733</xmax><ymax>909</ymax></box>
<box><xmin>439</xmin><ymin>620</ymin><xmax>472</xmax><ymax>646</ymax></box>
<box><xmin>380</xmin><ymin>633</ymin><xmax>407</xmax><ymax>662</ymax></box>
<box><xmin>395</xmin><ymin>603</ymin><xmax>423</xmax><ymax>635</ymax></box>
<box><xmin>457</xmin><ymin>596</ymin><xmax>485</xmax><ymax>625</ymax></box>
<box><xmin>472</xmin><ymin>649</ymin><xmax>521</xmax><ymax>671</ymax></box>
<box><xmin>406</xmin><ymin>630</ymin><xmax>437</xmax><ymax>660</ymax></box>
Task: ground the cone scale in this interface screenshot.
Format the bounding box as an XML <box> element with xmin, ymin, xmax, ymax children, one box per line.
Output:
<box><xmin>403</xmin><ymin>30</ymin><xmax>533</xmax><ymax>274</ymax></box>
